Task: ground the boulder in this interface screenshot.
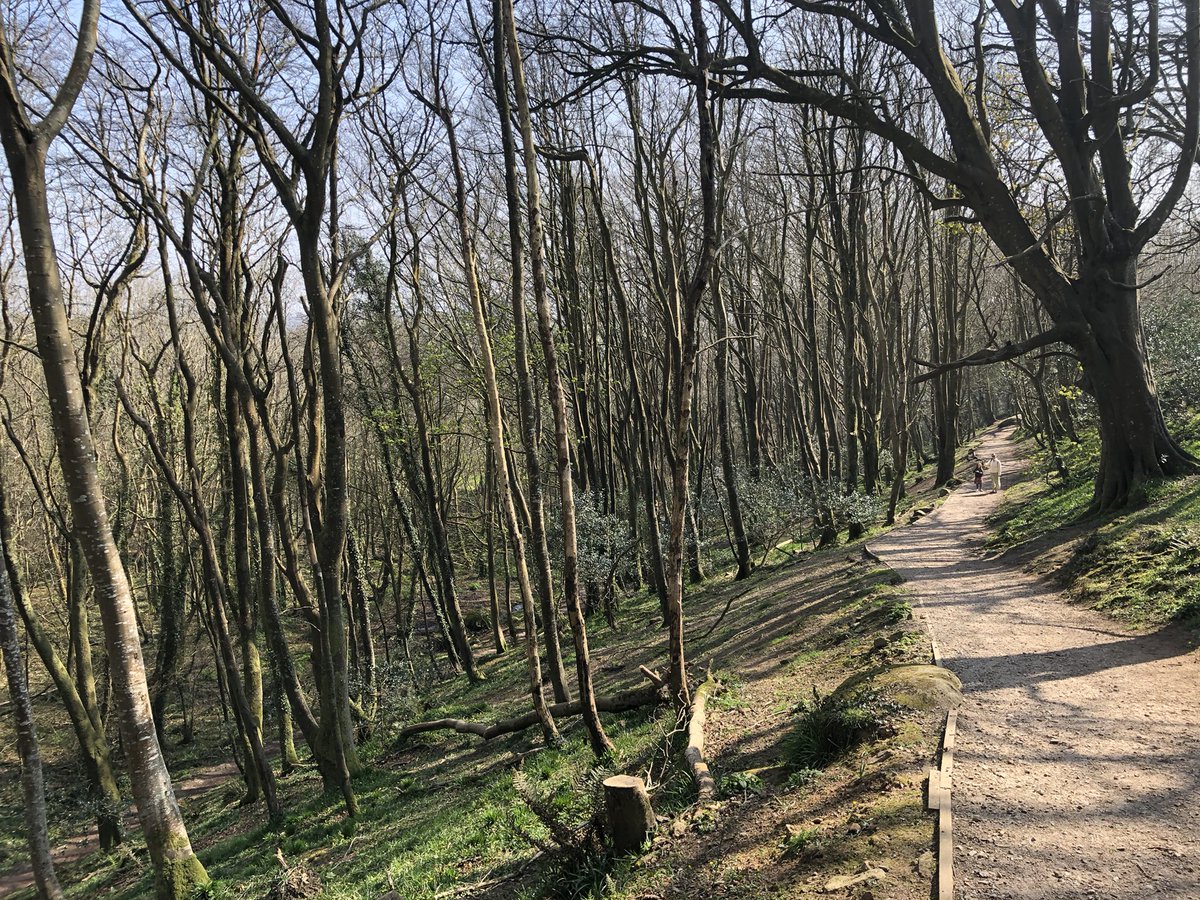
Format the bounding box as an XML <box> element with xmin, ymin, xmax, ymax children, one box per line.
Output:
<box><xmin>837</xmin><ymin>664</ymin><xmax>963</xmax><ymax>712</ymax></box>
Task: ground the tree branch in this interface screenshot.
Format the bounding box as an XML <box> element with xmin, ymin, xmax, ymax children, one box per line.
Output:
<box><xmin>912</xmin><ymin>324</ymin><xmax>1076</xmax><ymax>383</ymax></box>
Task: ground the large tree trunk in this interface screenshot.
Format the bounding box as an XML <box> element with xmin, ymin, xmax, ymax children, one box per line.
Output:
<box><xmin>2</xmin><ymin>140</ymin><xmax>208</xmax><ymax>899</ymax></box>
<box><xmin>298</xmin><ymin>252</ymin><xmax>362</xmax><ymax>787</ymax></box>
<box><xmin>1076</xmin><ymin>274</ymin><xmax>1197</xmax><ymax>510</ymax></box>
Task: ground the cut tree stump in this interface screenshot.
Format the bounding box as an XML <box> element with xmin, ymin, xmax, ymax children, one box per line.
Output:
<box><xmin>603</xmin><ymin>774</ymin><xmax>655</xmax><ymax>854</ymax></box>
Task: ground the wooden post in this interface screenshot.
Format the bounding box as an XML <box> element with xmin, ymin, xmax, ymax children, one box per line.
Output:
<box><xmin>603</xmin><ymin>775</ymin><xmax>655</xmax><ymax>854</ymax></box>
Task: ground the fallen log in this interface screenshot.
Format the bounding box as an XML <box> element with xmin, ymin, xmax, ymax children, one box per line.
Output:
<box><xmin>684</xmin><ymin>673</ymin><xmax>721</xmax><ymax>800</ymax></box>
<box><xmin>396</xmin><ymin>682</ymin><xmax>665</xmax><ymax>744</ymax></box>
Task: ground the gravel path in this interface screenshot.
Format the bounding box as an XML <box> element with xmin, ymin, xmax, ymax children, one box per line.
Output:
<box><xmin>869</xmin><ymin>426</ymin><xmax>1200</xmax><ymax>899</ymax></box>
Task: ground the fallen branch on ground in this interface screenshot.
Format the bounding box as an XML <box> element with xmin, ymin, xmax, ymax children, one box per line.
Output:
<box><xmin>685</xmin><ymin>672</ymin><xmax>721</xmax><ymax>800</ymax></box>
<box><xmin>701</xmin><ymin>586</ymin><xmax>755</xmax><ymax>639</ymax></box>
<box><xmin>396</xmin><ymin>674</ymin><xmax>666</xmax><ymax>744</ymax></box>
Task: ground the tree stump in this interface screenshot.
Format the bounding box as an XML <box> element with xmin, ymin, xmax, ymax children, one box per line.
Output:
<box><xmin>603</xmin><ymin>774</ymin><xmax>655</xmax><ymax>854</ymax></box>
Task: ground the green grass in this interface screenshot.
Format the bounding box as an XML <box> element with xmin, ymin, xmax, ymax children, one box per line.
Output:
<box><xmin>989</xmin><ymin>420</ymin><xmax>1200</xmax><ymax>628</ymax></box>
<box><xmin>70</xmin><ymin>703</ymin><xmax>681</xmax><ymax>900</ymax></box>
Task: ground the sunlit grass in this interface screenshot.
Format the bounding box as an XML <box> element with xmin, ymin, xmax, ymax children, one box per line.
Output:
<box><xmin>989</xmin><ymin>418</ymin><xmax>1200</xmax><ymax>628</ymax></box>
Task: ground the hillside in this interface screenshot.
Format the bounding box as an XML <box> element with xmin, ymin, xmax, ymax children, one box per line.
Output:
<box><xmin>3</xmin><ymin>524</ymin><xmax>955</xmax><ymax>899</ymax></box>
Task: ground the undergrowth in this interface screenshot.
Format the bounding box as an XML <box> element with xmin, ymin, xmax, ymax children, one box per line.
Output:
<box><xmin>782</xmin><ymin>687</ymin><xmax>899</xmax><ymax>770</ymax></box>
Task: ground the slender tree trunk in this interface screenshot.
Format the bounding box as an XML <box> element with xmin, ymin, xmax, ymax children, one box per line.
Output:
<box><xmin>150</xmin><ymin>445</ymin><xmax>183</xmax><ymax>751</ymax></box>
<box><xmin>502</xmin><ymin>0</ymin><xmax>612</xmax><ymax>756</ymax></box>
<box><xmin>714</xmin><ymin>263</ymin><xmax>752</xmax><ymax>580</ymax></box>
<box><xmin>490</xmin><ymin>1</ymin><xmax>571</xmax><ymax>702</ymax></box>
<box><xmin>0</xmin><ymin>482</ymin><xmax>123</xmax><ymax>849</ymax></box>
<box><xmin>433</xmin><ymin>89</ymin><xmax>559</xmax><ymax>746</ymax></box>
<box><xmin>0</xmin><ymin>530</ymin><xmax>63</xmax><ymax>899</ymax></box>
<box><xmin>484</xmin><ymin>452</ymin><xmax>508</xmax><ymax>654</ymax></box>
<box><xmin>662</xmin><ymin>0</ymin><xmax>720</xmax><ymax>708</ymax></box>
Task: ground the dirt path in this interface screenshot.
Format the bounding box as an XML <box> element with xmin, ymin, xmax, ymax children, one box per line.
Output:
<box><xmin>869</xmin><ymin>426</ymin><xmax>1200</xmax><ymax>900</ymax></box>
<box><xmin>0</xmin><ymin>757</ymin><xmax>240</xmax><ymax>896</ymax></box>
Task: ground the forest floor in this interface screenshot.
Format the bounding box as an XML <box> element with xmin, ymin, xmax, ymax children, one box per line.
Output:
<box><xmin>0</xmin><ymin>756</ymin><xmax>240</xmax><ymax>896</ymax></box>
<box><xmin>1</xmin><ymin>492</ymin><xmax>955</xmax><ymax>897</ymax></box>
<box><xmin>870</xmin><ymin>425</ymin><xmax>1200</xmax><ymax>899</ymax></box>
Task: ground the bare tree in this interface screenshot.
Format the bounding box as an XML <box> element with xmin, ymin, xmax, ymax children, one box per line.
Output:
<box><xmin>0</xmin><ymin>529</ymin><xmax>61</xmax><ymax>898</ymax></box>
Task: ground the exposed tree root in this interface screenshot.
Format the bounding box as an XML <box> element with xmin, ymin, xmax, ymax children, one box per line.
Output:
<box><xmin>396</xmin><ymin>675</ymin><xmax>665</xmax><ymax>745</ymax></box>
<box><xmin>684</xmin><ymin>672</ymin><xmax>721</xmax><ymax>800</ymax></box>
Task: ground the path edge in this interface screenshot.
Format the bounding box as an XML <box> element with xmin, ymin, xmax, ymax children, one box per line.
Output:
<box><xmin>861</xmin><ymin>545</ymin><xmax>954</xmax><ymax>900</ymax></box>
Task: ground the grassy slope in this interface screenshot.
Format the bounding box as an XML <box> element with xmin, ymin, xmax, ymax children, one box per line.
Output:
<box><xmin>988</xmin><ymin>416</ymin><xmax>1200</xmax><ymax>629</ymax></box>
<box><xmin>0</xmin><ymin>472</ymin><xmax>958</xmax><ymax>900</ymax></box>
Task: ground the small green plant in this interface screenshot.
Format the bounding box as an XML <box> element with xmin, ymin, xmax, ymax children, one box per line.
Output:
<box><xmin>693</xmin><ymin>806</ymin><xmax>719</xmax><ymax>833</ymax></box>
<box><xmin>192</xmin><ymin>882</ymin><xmax>232</xmax><ymax>900</ymax></box>
<box><xmin>783</xmin><ymin>687</ymin><xmax>896</xmax><ymax>769</ymax></box>
<box><xmin>785</xmin><ymin>768</ymin><xmax>823</xmax><ymax>790</ymax></box>
<box><xmin>710</xmin><ymin>672</ymin><xmax>747</xmax><ymax>710</ymax></box>
<box><xmin>719</xmin><ymin>770</ymin><xmax>764</xmax><ymax>800</ymax></box>
<box><xmin>884</xmin><ymin>600</ymin><xmax>913</xmax><ymax>622</ymax></box>
<box><xmin>781</xmin><ymin>825</ymin><xmax>824</xmax><ymax>857</ymax></box>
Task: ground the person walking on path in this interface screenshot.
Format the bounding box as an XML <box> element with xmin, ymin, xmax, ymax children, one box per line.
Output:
<box><xmin>985</xmin><ymin>453</ymin><xmax>1002</xmax><ymax>493</ymax></box>
<box><xmin>973</xmin><ymin>462</ymin><xmax>985</xmax><ymax>492</ymax></box>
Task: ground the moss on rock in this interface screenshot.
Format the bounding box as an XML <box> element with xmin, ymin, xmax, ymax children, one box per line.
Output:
<box><xmin>836</xmin><ymin>664</ymin><xmax>962</xmax><ymax>712</ymax></box>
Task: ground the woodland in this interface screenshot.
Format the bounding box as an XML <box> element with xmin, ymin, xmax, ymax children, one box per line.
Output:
<box><xmin>0</xmin><ymin>0</ymin><xmax>1198</xmax><ymax>897</ymax></box>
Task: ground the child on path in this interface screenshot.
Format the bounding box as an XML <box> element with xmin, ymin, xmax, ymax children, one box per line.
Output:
<box><xmin>973</xmin><ymin>462</ymin><xmax>985</xmax><ymax>492</ymax></box>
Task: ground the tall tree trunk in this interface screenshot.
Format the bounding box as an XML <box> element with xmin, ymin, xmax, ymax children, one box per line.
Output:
<box><xmin>432</xmin><ymin>85</ymin><xmax>560</xmax><ymax>746</ymax></box>
<box><xmin>662</xmin><ymin>0</ymin><xmax>720</xmax><ymax>708</ymax></box>
<box><xmin>490</xmin><ymin>1</ymin><xmax>571</xmax><ymax>702</ymax></box>
<box><xmin>0</xmin><ymin>138</ymin><xmax>208</xmax><ymax>899</ymax></box>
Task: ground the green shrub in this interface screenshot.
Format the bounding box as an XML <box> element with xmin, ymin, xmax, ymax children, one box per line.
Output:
<box><xmin>783</xmin><ymin>688</ymin><xmax>895</xmax><ymax>769</ymax></box>
<box><xmin>462</xmin><ymin>607</ymin><xmax>491</xmax><ymax>633</ymax></box>
<box><xmin>781</xmin><ymin>825</ymin><xmax>825</xmax><ymax>857</ymax></box>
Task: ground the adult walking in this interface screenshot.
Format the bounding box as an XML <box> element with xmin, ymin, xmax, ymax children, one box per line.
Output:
<box><xmin>986</xmin><ymin>453</ymin><xmax>1003</xmax><ymax>493</ymax></box>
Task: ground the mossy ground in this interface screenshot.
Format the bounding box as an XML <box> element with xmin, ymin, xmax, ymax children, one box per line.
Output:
<box><xmin>988</xmin><ymin>417</ymin><xmax>1200</xmax><ymax>629</ymax></box>
<box><xmin>0</xmin><ymin>479</ymin><xmax>951</xmax><ymax>899</ymax></box>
